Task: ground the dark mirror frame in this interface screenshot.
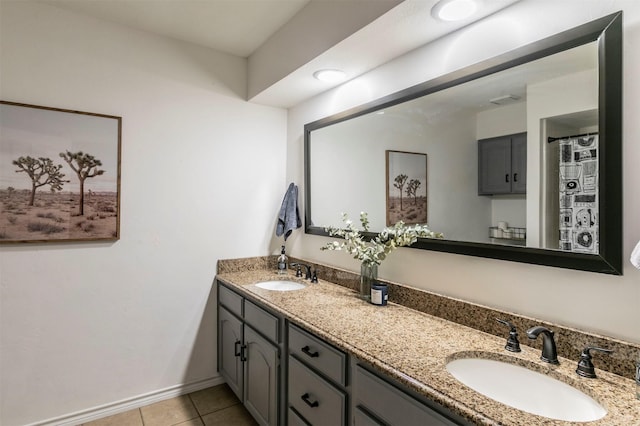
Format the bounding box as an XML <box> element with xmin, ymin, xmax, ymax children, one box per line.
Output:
<box><xmin>304</xmin><ymin>12</ymin><xmax>622</xmax><ymax>275</ymax></box>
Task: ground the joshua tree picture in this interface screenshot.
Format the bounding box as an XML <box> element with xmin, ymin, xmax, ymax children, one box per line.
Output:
<box><xmin>385</xmin><ymin>150</ymin><xmax>427</xmax><ymax>226</ymax></box>
<box><xmin>60</xmin><ymin>151</ymin><xmax>105</xmax><ymax>216</ymax></box>
<box><xmin>0</xmin><ymin>101</ymin><xmax>121</xmax><ymax>243</ymax></box>
<box><xmin>393</xmin><ymin>173</ymin><xmax>408</xmax><ymax>211</ymax></box>
<box><xmin>12</xmin><ymin>156</ymin><xmax>69</xmax><ymax>206</ymax></box>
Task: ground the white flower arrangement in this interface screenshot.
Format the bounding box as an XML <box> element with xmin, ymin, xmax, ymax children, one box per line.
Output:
<box><xmin>320</xmin><ymin>212</ymin><xmax>443</xmax><ymax>266</ymax></box>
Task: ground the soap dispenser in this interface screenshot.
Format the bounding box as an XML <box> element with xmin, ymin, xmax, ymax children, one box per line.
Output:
<box><xmin>277</xmin><ymin>245</ymin><xmax>288</xmax><ymax>275</ymax></box>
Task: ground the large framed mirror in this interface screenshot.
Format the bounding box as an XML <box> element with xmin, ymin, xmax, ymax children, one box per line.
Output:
<box><xmin>304</xmin><ymin>12</ymin><xmax>622</xmax><ymax>275</ymax></box>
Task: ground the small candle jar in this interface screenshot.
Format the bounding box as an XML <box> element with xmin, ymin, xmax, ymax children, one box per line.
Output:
<box><xmin>370</xmin><ymin>283</ymin><xmax>388</xmax><ymax>306</ymax></box>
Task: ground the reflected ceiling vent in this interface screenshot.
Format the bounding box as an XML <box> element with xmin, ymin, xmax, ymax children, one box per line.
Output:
<box><xmin>489</xmin><ymin>94</ymin><xmax>521</xmax><ymax>105</ymax></box>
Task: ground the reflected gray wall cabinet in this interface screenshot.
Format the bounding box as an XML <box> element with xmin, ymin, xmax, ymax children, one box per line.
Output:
<box><xmin>478</xmin><ymin>133</ymin><xmax>527</xmax><ymax>195</ymax></box>
<box><xmin>304</xmin><ymin>12</ymin><xmax>622</xmax><ymax>275</ymax></box>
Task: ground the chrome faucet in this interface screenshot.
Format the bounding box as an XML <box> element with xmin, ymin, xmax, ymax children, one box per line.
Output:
<box><xmin>526</xmin><ymin>326</ymin><xmax>559</xmax><ymax>364</ymax></box>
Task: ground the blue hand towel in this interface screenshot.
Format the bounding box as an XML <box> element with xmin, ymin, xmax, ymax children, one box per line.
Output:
<box><xmin>276</xmin><ymin>182</ymin><xmax>301</xmax><ymax>240</ymax></box>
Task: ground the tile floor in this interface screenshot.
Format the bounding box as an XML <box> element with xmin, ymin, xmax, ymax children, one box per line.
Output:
<box><xmin>83</xmin><ymin>384</ymin><xmax>257</xmax><ymax>426</ymax></box>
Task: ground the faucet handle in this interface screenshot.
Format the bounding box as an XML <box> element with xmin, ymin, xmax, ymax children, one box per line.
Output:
<box><xmin>311</xmin><ymin>270</ymin><xmax>318</xmax><ymax>283</ymax></box>
<box><xmin>576</xmin><ymin>346</ymin><xmax>613</xmax><ymax>378</ymax></box>
<box><xmin>495</xmin><ymin>318</ymin><xmax>521</xmax><ymax>352</ymax></box>
<box><xmin>291</xmin><ymin>263</ymin><xmax>303</xmax><ymax>277</ymax></box>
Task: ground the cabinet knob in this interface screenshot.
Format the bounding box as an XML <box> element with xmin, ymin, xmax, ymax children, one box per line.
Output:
<box><xmin>234</xmin><ymin>340</ymin><xmax>242</xmax><ymax>357</ymax></box>
<box><xmin>514</xmin><ymin>173</ymin><xmax>518</xmax><ymax>182</ymax></box>
<box><xmin>505</xmin><ymin>174</ymin><xmax>509</xmax><ymax>183</ymax></box>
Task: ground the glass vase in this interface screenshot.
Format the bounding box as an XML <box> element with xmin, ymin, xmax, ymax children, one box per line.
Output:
<box><xmin>360</xmin><ymin>263</ymin><xmax>378</xmax><ymax>301</ymax></box>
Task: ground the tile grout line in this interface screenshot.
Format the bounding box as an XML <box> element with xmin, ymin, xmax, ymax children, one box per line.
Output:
<box><xmin>186</xmin><ymin>392</ymin><xmax>205</xmax><ymax>426</ymax></box>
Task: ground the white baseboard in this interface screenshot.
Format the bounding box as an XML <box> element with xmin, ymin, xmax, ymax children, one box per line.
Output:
<box><xmin>25</xmin><ymin>375</ymin><xmax>226</xmax><ymax>426</ymax></box>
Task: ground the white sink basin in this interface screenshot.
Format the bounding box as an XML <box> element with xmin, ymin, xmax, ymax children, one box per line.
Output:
<box><xmin>446</xmin><ymin>358</ymin><xmax>606</xmax><ymax>422</ymax></box>
<box><xmin>255</xmin><ymin>280</ymin><xmax>306</xmax><ymax>291</ymax></box>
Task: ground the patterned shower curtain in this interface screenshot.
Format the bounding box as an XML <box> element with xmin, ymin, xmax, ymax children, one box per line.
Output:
<box><xmin>558</xmin><ymin>134</ymin><xmax>599</xmax><ymax>253</ymax></box>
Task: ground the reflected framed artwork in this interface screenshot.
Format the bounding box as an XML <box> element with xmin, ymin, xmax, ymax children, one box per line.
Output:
<box><xmin>385</xmin><ymin>150</ymin><xmax>427</xmax><ymax>226</ymax></box>
<box><xmin>0</xmin><ymin>101</ymin><xmax>121</xmax><ymax>243</ymax></box>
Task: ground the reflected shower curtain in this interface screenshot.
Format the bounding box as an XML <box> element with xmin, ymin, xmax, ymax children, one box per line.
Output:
<box><xmin>559</xmin><ymin>135</ymin><xmax>599</xmax><ymax>253</ymax></box>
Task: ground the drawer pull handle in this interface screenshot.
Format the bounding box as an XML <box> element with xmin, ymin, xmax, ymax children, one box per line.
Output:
<box><xmin>301</xmin><ymin>393</ymin><xmax>319</xmax><ymax>408</ymax></box>
<box><xmin>234</xmin><ymin>340</ymin><xmax>242</xmax><ymax>357</ymax></box>
<box><xmin>301</xmin><ymin>345</ymin><xmax>319</xmax><ymax>358</ymax></box>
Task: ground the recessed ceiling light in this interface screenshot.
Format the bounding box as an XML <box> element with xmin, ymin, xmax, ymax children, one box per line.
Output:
<box><xmin>431</xmin><ymin>0</ymin><xmax>478</xmax><ymax>22</ymax></box>
<box><xmin>313</xmin><ymin>69</ymin><xmax>347</xmax><ymax>83</ymax></box>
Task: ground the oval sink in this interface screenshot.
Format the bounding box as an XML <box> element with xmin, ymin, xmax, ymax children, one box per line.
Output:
<box><xmin>446</xmin><ymin>358</ymin><xmax>606</xmax><ymax>422</ymax></box>
<box><xmin>255</xmin><ymin>280</ymin><xmax>306</xmax><ymax>291</ymax></box>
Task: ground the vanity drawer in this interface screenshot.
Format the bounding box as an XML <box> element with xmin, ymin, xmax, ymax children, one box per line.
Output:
<box><xmin>288</xmin><ymin>356</ymin><xmax>346</xmax><ymax>426</ymax></box>
<box><xmin>218</xmin><ymin>284</ymin><xmax>243</xmax><ymax>317</ymax></box>
<box><xmin>355</xmin><ymin>365</ymin><xmax>458</xmax><ymax>426</ymax></box>
<box><xmin>288</xmin><ymin>324</ymin><xmax>347</xmax><ymax>385</ymax></box>
<box><xmin>244</xmin><ymin>299</ymin><xmax>279</xmax><ymax>343</ymax></box>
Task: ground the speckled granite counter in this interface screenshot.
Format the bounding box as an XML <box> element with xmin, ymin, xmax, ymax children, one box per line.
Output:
<box><xmin>216</xmin><ymin>268</ymin><xmax>640</xmax><ymax>426</ymax></box>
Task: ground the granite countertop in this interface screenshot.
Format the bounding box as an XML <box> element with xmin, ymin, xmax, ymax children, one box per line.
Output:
<box><xmin>216</xmin><ymin>269</ymin><xmax>640</xmax><ymax>426</ymax></box>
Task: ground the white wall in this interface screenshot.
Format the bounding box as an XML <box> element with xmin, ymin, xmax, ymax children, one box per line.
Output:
<box><xmin>310</xmin><ymin>107</ymin><xmax>489</xmax><ymax>241</ymax></box>
<box><xmin>476</xmin><ymin>102</ymin><xmax>527</xmax><ymax>140</ymax></box>
<box><xmin>0</xmin><ymin>2</ymin><xmax>287</xmax><ymax>425</ymax></box>
<box><xmin>288</xmin><ymin>0</ymin><xmax>640</xmax><ymax>344</ymax></box>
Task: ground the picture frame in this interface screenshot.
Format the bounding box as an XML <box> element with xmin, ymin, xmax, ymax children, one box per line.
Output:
<box><xmin>386</xmin><ymin>150</ymin><xmax>427</xmax><ymax>226</ymax></box>
<box><xmin>0</xmin><ymin>101</ymin><xmax>121</xmax><ymax>243</ymax></box>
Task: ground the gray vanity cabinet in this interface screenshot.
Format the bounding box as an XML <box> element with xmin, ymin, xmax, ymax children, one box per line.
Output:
<box><xmin>478</xmin><ymin>132</ymin><xmax>527</xmax><ymax>195</ymax></box>
<box><xmin>217</xmin><ymin>283</ymin><xmax>280</xmax><ymax>426</ymax></box>
<box><xmin>217</xmin><ymin>282</ymin><xmax>469</xmax><ymax>426</ymax></box>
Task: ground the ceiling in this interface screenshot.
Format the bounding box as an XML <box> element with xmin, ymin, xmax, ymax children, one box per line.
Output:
<box><xmin>40</xmin><ymin>0</ymin><xmax>522</xmax><ymax>107</ymax></box>
<box><xmin>41</xmin><ymin>0</ymin><xmax>311</xmax><ymax>57</ymax></box>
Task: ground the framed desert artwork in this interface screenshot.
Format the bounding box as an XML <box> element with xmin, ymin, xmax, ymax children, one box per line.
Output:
<box><xmin>0</xmin><ymin>101</ymin><xmax>121</xmax><ymax>243</ymax></box>
<box><xmin>386</xmin><ymin>150</ymin><xmax>427</xmax><ymax>226</ymax></box>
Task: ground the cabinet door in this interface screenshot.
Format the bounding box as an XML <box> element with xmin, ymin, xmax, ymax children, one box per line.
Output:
<box><xmin>219</xmin><ymin>307</ymin><xmax>243</xmax><ymax>400</ymax></box>
<box><xmin>478</xmin><ymin>136</ymin><xmax>512</xmax><ymax>195</ymax></box>
<box><xmin>511</xmin><ymin>132</ymin><xmax>527</xmax><ymax>193</ymax></box>
<box><xmin>244</xmin><ymin>326</ymin><xmax>279</xmax><ymax>426</ymax></box>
